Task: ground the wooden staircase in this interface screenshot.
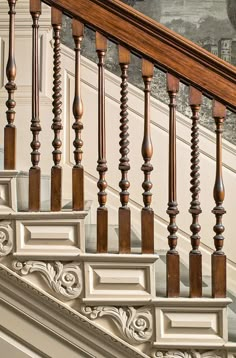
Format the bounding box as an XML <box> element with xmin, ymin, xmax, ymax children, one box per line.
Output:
<box><xmin>1</xmin><ymin>0</ymin><xmax>236</xmax><ymax>356</ymax></box>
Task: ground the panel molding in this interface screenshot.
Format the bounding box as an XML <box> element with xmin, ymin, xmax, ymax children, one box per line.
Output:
<box><xmin>0</xmin><ymin>171</ymin><xmax>18</xmax><ymax>212</ymax></box>
<box><xmin>153</xmin><ymin>298</ymin><xmax>231</xmax><ymax>347</ymax></box>
<box><xmin>83</xmin><ymin>254</ymin><xmax>157</xmax><ymax>304</ymax></box>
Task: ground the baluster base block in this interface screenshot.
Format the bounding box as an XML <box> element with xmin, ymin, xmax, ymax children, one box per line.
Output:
<box><xmin>4</xmin><ymin>127</ymin><xmax>16</xmax><ymax>170</ymax></box>
<box><xmin>29</xmin><ymin>167</ymin><xmax>41</xmax><ymax>212</ymax></box>
<box><xmin>189</xmin><ymin>253</ymin><xmax>202</xmax><ymax>298</ymax></box>
<box><xmin>141</xmin><ymin>209</ymin><xmax>154</xmax><ymax>254</ymax></box>
<box><xmin>51</xmin><ymin>166</ymin><xmax>62</xmax><ymax>211</ymax></box>
<box><xmin>97</xmin><ymin>208</ymin><xmax>108</xmax><ymax>253</ymax></box>
<box><xmin>212</xmin><ymin>254</ymin><xmax>226</xmax><ymax>298</ymax></box>
<box><xmin>119</xmin><ymin>207</ymin><xmax>131</xmax><ymax>254</ymax></box>
<box><xmin>72</xmin><ymin>167</ymin><xmax>84</xmax><ymax>211</ymax></box>
<box><xmin>167</xmin><ymin>253</ymin><xmax>180</xmax><ymax>297</ymax></box>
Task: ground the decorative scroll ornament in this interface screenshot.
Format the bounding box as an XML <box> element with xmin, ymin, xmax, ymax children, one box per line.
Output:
<box><xmin>152</xmin><ymin>350</ymin><xmax>223</xmax><ymax>358</ymax></box>
<box><xmin>0</xmin><ymin>224</ymin><xmax>13</xmax><ymax>256</ymax></box>
<box><xmin>12</xmin><ymin>261</ymin><xmax>82</xmax><ymax>299</ymax></box>
<box><xmin>81</xmin><ymin>305</ymin><xmax>153</xmax><ymax>344</ymax></box>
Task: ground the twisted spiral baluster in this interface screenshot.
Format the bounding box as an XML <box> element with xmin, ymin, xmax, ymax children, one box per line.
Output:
<box><xmin>118</xmin><ymin>46</ymin><xmax>131</xmax><ymax>253</ymax></box>
<box><xmin>189</xmin><ymin>87</ymin><xmax>202</xmax><ymax>297</ymax></box>
<box><xmin>51</xmin><ymin>8</ymin><xmax>63</xmax><ymax>211</ymax></box>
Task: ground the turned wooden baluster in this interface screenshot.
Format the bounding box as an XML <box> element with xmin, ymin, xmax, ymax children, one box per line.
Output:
<box><xmin>4</xmin><ymin>0</ymin><xmax>17</xmax><ymax>170</ymax></box>
<box><xmin>51</xmin><ymin>8</ymin><xmax>63</xmax><ymax>211</ymax></box>
<box><xmin>29</xmin><ymin>0</ymin><xmax>41</xmax><ymax>211</ymax></box>
<box><xmin>118</xmin><ymin>46</ymin><xmax>131</xmax><ymax>253</ymax></box>
<box><xmin>212</xmin><ymin>101</ymin><xmax>226</xmax><ymax>298</ymax></box>
<box><xmin>141</xmin><ymin>60</ymin><xmax>154</xmax><ymax>254</ymax></box>
<box><xmin>189</xmin><ymin>87</ymin><xmax>202</xmax><ymax>298</ymax></box>
<box><xmin>166</xmin><ymin>73</ymin><xmax>180</xmax><ymax>297</ymax></box>
<box><xmin>96</xmin><ymin>33</ymin><xmax>108</xmax><ymax>253</ymax></box>
<box><xmin>72</xmin><ymin>20</ymin><xmax>84</xmax><ymax>211</ymax></box>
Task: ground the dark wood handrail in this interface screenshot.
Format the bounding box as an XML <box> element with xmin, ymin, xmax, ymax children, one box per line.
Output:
<box><xmin>43</xmin><ymin>0</ymin><xmax>236</xmax><ymax>111</ymax></box>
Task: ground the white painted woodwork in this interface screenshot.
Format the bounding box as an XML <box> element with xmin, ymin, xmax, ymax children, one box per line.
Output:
<box><xmin>0</xmin><ymin>171</ymin><xmax>18</xmax><ymax>212</ymax></box>
<box><xmin>154</xmin><ymin>298</ymin><xmax>231</xmax><ymax>347</ymax></box>
<box><xmin>83</xmin><ymin>254</ymin><xmax>157</xmax><ymax>303</ymax></box>
<box><xmin>0</xmin><ymin>222</ymin><xmax>13</xmax><ymax>257</ymax></box>
<box><xmin>0</xmin><ymin>264</ymin><xmax>147</xmax><ymax>358</ymax></box>
<box><xmin>8</xmin><ymin>211</ymin><xmax>89</xmax><ymax>258</ymax></box>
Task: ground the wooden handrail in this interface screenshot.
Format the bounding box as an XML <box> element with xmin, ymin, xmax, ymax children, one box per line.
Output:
<box><xmin>43</xmin><ymin>0</ymin><xmax>236</xmax><ymax>111</ymax></box>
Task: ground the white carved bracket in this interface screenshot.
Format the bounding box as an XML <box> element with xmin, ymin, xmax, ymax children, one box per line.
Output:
<box><xmin>12</xmin><ymin>261</ymin><xmax>82</xmax><ymax>300</ymax></box>
<box><xmin>0</xmin><ymin>223</ymin><xmax>13</xmax><ymax>256</ymax></box>
<box><xmin>81</xmin><ymin>305</ymin><xmax>153</xmax><ymax>345</ymax></box>
<box><xmin>151</xmin><ymin>350</ymin><xmax>224</xmax><ymax>358</ymax></box>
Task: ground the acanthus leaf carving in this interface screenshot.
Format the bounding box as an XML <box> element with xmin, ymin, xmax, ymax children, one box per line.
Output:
<box><xmin>12</xmin><ymin>260</ymin><xmax>82</xmax><ymax>300</ymax></box>
<box><xmin>0</xmin><ymin>223</ymin><xmax>13</xmax><ymax>256</ymax></box>
<box><xmin>151</xmin><ymin>350</ymin><xmax>224</xmax><ymax>358</ymax></box>
<box><xmin>81</xmin><ymin>305</ymin><xmax>153</xmax><ymax>345</ymax></box>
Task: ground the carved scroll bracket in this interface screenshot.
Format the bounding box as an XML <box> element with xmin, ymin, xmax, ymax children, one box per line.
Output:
<box><xmin>12</xmin><ymin>260</ymin><xmax>82</xmax><ymax>300</ymax></box>
<box><xmin>81</xmin><ymin>305</ymin><xmax>153</xmax><ymax>345</ymax></box>
<box><xmin>0</xmin><ymin>223</ymin><xmax>13</xmax><ymax>256</ymax></box>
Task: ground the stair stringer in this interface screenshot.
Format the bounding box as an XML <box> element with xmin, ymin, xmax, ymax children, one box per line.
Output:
<box><xmin>0</xmin><ymin>257</ymin><xmax>233</xmax><ymax>358</ymax></box>
<box><xmin>0</xmin><ymin>263</ymin><xmax>151</xmax><ymax>358</ymax></box>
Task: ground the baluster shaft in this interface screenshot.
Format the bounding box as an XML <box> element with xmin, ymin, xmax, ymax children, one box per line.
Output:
<box><xmin>96</xmin><ymin>33</ymin><xmax>108</xmax><ymax>253</ymax></box>
<box><xmin>72</xmin><ymin>20</ymin><xmax>84</xmax><ymax>211</ymax></box>
<box><xmin>51</xmin><ymin>8</ymin><xmax>63</xmax><ymax>211</ymax></box>
<box><xmin>29</xmin><ymin>0</ymin><xmax>41</xmax><ymax>211</ymax></box>
<box><xmin>166</xmin><ymin>73</ymin><xmax>180</xmax><ymax>297</ymax></box>
<box><xmin>189</xmin><ymin>87</ymin><xmax>202</xmax><ymax>297</ymax></box>
<box><xmin>212</xmin><ymin>101</ymin><xmax>226</xmax><ymax>298</ymax></box>
<box><xmin>118</xmin><ymin>46</ymin><xmax>131</xmax><ymax>253</ymax></box>
<box><xmin>141</xmin><ymin>60</ymin><xmax>154</xmax><ymax>254</ymax></box>
<box><xmin>4</xmin><ymin>0</ymin><xmax>17</xmax><ymax>170</ymax></box>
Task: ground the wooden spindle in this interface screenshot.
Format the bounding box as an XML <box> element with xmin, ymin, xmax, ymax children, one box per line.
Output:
<box><xmin>51</xmin><ymin>7</ymin><xmax>63</xmax><ymax>211</ymax></box>
<box><xmin>72</xmin><ymin>20</ymin><xmax>84</xmax><ymax>211</ymax></box>
<box><xmin>212</xmin><ymin>101</ymin><xmax>226</xmax><ymax>298</ymax></box>
<box><xmin>29</xmin><ymin>0</ymin><xmax>41</xmax><ymax>212</ymax></box>
<box><xmin>189</xmin><ymin>87</ymin><xmax>202</xmax><ymax>298</ymax></box>
<box><xmin>96</xmin><ymin>32</ymin><xmax>108</xmax><ymax>253</ymax></box>
<box><xmin>4</xmin><ymin>0</ymin><xmax>17</xmax><ymax>170</ymax></box>
<box><xmin>118</xmin><ymin>46</ymin><xmax>131</xmax><ymax>253</ymax></box>
<box><xmin>166</xmin><ymin>73</ymin><xmax>180</xmax><ymax>297</ymax></box>
<box><xmin>141</xmin><ymin>60</ymin><xmax>154</xmax><ymax>254</ymax></box>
